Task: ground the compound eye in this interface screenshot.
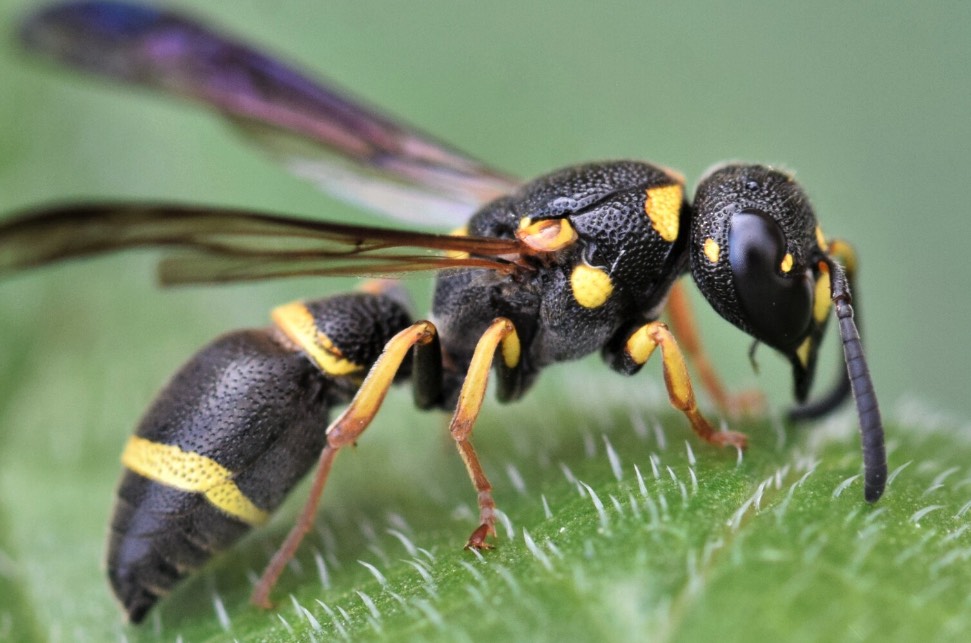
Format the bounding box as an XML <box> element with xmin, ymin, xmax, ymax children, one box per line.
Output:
<box><xmin>728</xmin><ymin>210</ymin><xmax>813</xmax><ymax>350</ymax></box>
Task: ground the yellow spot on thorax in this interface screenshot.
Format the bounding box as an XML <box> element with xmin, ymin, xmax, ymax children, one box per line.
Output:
<box><xmin>272</xmin><ymin>301</ymin><xmax>364</xmax><ymax>376</ymax></box>
<box><xmin>446</xmin><ymin>225</ymin><xmax>470</xmax><ymax>259</ymax></box>
<box><xmin>644</xmin><ymin>184</ymin><xmax>683</xmax><ymax>242</ymax></box>
<box><xmin>703</xmin><ymin>238</ymin><xmax>720</xmax><ymax>264</ymax></box>
<box><xmin>570</xmin><ymin>263</ymin><xmax>613</xmax><ymax>308</ymax></box>
<box><xmin>516</xmin><ymin>217</ymin><xmax>577</xmax><ymax>252</ymax></box>
<box><xmin>121</xmin><ymin>436</ymin><xmax>269</xmax><ymax>525</ymax></box>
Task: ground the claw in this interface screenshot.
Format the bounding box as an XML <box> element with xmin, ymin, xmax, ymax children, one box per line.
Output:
<box><xmin>709</xmin><ymin>430</ymin><xmax>748</xmax><ymax>450</ymax></box>
<box><xmin>465</xmin><ymin>523</ymin><xmax>495</xmax><ymax>550</ymax></box>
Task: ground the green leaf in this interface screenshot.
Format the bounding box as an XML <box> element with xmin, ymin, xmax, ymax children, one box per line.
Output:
<box><xmin>3</xmin><ymin>310</ymin><xmax>970</xmax><ymax>643</ymax></box>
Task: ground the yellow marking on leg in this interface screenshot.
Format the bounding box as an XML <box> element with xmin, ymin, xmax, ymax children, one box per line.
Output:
<box><xmin>625</xmin><ymin>324</ymin><xmax>660</xmax><ymax>365</ymax></box>
<box><xmin>644</xmin><ymin>184</ymin><xmax>682</xmax><ymax>242</ymax></box>
<box><xmin>121</xmin><ymin>436</ymin><xmax>269</xmax><ymax>525</ymax></box>
<box><xmin>814</xmin><ymin>263</ymin><xmax>832</xmax><ymax>323</ymax></box>
<box><xmin>665</xmin><ymin>281</ymin><xmax>764</xmax><ymax>417</ymax></box>
<box><xmin>325</xmin><ymin>321</ymin><xmax>437</xmax><ymax>445</ymax></box>
<box><xmin>500</xmin><ymin>328</ymin><xmax>521</xmax><ymax>369</ymax></box>
<box><xmin>625</xmin><ymin>321</ymin><xmax>747</xmax><ymax>449</ymax></box>
<box><xmin>570</xmin><ymin>263</ymin><xmax>613</xmax><ymax>308</ymax></box>
<box><xmin>447</xmin><ymin>318</ymin><xmax>519</xmax><ymax>548</ymax></box>
<box><xmin>703</xmin><ymin>238</ymin><xmax>720</xmax><ymax>264</ymax></box>
<box><xmin>450</xmin><ymin>318</ymin><xmax>517</xmax><ymax>441</ymax></box>
<box><xmin>780</xmin><ymin>252</ymin><xmax>794</xmax><ymax>273</ymax></box>
<box><xmin>272</xmin><ymin>301</ymin><xmax>363</xmax><ymax>376</ymax></box>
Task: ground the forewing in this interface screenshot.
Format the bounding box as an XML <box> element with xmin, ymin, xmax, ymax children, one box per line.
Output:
<box><xmin>0</xmin><ymin>203</ymin><xmax>524</xmax><ymax>285</ymax></box>
<box><xmin>20</xmin><ymin>2</ymin><xmax>520</xmax><ymax>226</ymax></box>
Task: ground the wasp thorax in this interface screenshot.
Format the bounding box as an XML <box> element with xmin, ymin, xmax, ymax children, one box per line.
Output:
<box><xmin>443</xmin><ymin>161</ymin><xmax>691</xmax><ymax>367</ymax></box>
<box><xmin>510</xmin><ymin>161</ymin><xmax>691</xmax><ymax>311</ymax></box>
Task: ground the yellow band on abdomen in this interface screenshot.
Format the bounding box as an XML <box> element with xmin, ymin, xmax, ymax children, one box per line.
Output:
<box><xmin>121</xmin><ymin>436</ymin><xmax>269</xmax><ymax>526</ymax></box>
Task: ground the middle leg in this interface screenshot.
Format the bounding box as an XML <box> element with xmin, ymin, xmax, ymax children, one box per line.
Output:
<box><xmin>666</xmin><ymin>280</ymin><xmax>763</xmax><ymax>417</ymax></box>
<box><xmin>250</xmin><ymin>319</ymin><xmax>437</xmax><ymax>608</ymax></box>
<box><xmin>444</xmin><ymin>317</ymin><xmax>522</xmax><ymax>549</ymax></box>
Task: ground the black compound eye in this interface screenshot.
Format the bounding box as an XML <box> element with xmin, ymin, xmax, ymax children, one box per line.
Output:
<box><xmin>728</xmin><ymin>210</ymin><xmax>813</xmax><ymax>350</ymax></box>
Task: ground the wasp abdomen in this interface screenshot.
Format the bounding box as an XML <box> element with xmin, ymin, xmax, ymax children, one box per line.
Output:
<box><xmin>107</xmin><ymin>328</ymin><xmax>334</xmax><ymax>622</ymax></box>
<box><xmin>107</xmin><ymin>292</ymin><xmax>414</xmax><ymax>622</ymax></box>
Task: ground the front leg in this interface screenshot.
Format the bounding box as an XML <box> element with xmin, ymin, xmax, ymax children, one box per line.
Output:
<box><xmin>609</xmin><ymin>320</ymin><xmax>748</xmax><ymax>449</ymax></box>
<box><xmin>665</xmin><ymin>281</ymin><xmax>764</xmax><ymax>417</ymax></box>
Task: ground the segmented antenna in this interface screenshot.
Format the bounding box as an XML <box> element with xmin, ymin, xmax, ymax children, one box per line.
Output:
<box><xmin>829</xmin><ymin>262</ymin><xmax>887</xmax><ymax>502</ymax></box>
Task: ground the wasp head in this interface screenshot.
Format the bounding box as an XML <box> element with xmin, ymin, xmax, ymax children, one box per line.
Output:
<box><xmin>689</xmin><ymin>164</ymin><xmax>832</xmax><ymax>402</ymax></box>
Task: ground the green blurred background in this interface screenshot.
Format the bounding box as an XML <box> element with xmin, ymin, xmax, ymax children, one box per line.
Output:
<box><xmin>2</xmin><ymin>0</ymin><xmax>969</xmax><ymax>418</ymax></box>
<box><xmin>0</xmin><ymin>0</ymin><xmax>969</xmax><ymax>635</ymax></box>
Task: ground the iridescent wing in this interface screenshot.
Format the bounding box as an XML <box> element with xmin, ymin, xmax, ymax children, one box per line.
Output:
<box><xmin>0</xmin><ymin>203</ymin><xmax>527</xmax><ymax>286</ymax></box>
<box><xmin>20</xmin><ymin>2</ymin><xmax>521</xmax><ymax>226</ymax></box>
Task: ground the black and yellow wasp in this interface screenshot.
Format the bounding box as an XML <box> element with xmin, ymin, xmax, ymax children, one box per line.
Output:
<box><xmin>0</xmin><ymin>1</ymin><xmax>885</xmax><ymax>624</ymax></box>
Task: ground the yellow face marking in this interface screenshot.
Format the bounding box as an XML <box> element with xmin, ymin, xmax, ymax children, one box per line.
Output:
<box><xmin>516</xmin><ymin>217</ymin><xmax>577</xmax><ymax>252</ymax></box>
<box><xmin>796</xmin><ymin>336</ymin><xmax>813</xmax><ymax>368</ymax></box>
<box><xmin>703</xmin><ymin>238</ymin><xmax>720</xmax><ymax>264</ymax></box>
<box><xmin>121</xmin><ymin>436</ymin><xmax>269</xmax><ymax>525</ymax></box>
<box><xmin>780</xmin><ymin>252</ymin><xmax>794</xmax><ymax>273</ymax></box>
<box><xmin>815</xmin><ymin>225</ymin><xmax>827</xmax><ymax>250</ymax></box>
<box><xmin>570</xmin><ymin>263</ymin><xmax>613</xmax><ymax>308</ymax></box>
<box><xmin>813</xmin><ymin>265</ymin><xmax>832</xmax><ymax>323</ymax></box>
<box><xmin>272</xmin><ymin>301</ymin><xmax>364</xmax><ymax>376</ymax></box>
<box><xmin>644</xmin><ymin>184</ymin><xmax>682</xmax><ymax>242</ymax></box>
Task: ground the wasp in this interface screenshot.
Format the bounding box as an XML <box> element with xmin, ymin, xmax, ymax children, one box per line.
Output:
<box><xmin>0</xmin><ymin>1</ymin><xmax>885</xmax><ymax>624</ymax></box>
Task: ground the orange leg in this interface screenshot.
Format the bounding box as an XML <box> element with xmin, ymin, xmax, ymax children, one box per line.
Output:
<box><xmin>250</xmin><ymin>320</ymin><xmax>436</xmax><ymax>609</ymax></box>
<box><xmin>446</xmin><ymin>317</ymin><xmax>521</xmax><ymax>549</ymax></box>
<box><xmin>666</xmin><ymin>280</ymin><xmax>763</xmax><ymax>417</ymax></box>
<box><xmin>625</xmin><ymin>320</ymin><xmax>747</xmax><ymax>449</ymax></box>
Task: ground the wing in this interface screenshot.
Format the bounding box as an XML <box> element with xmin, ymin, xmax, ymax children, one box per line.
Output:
<box><xmin>0</xmin><ymin>203</ymin><xmax>527</xmax><ymax>286</ymax></box>
<box><xmin>19</xmin><ymin>2</ymin><xmax>521</xmax><ymax>226</ymax></box>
